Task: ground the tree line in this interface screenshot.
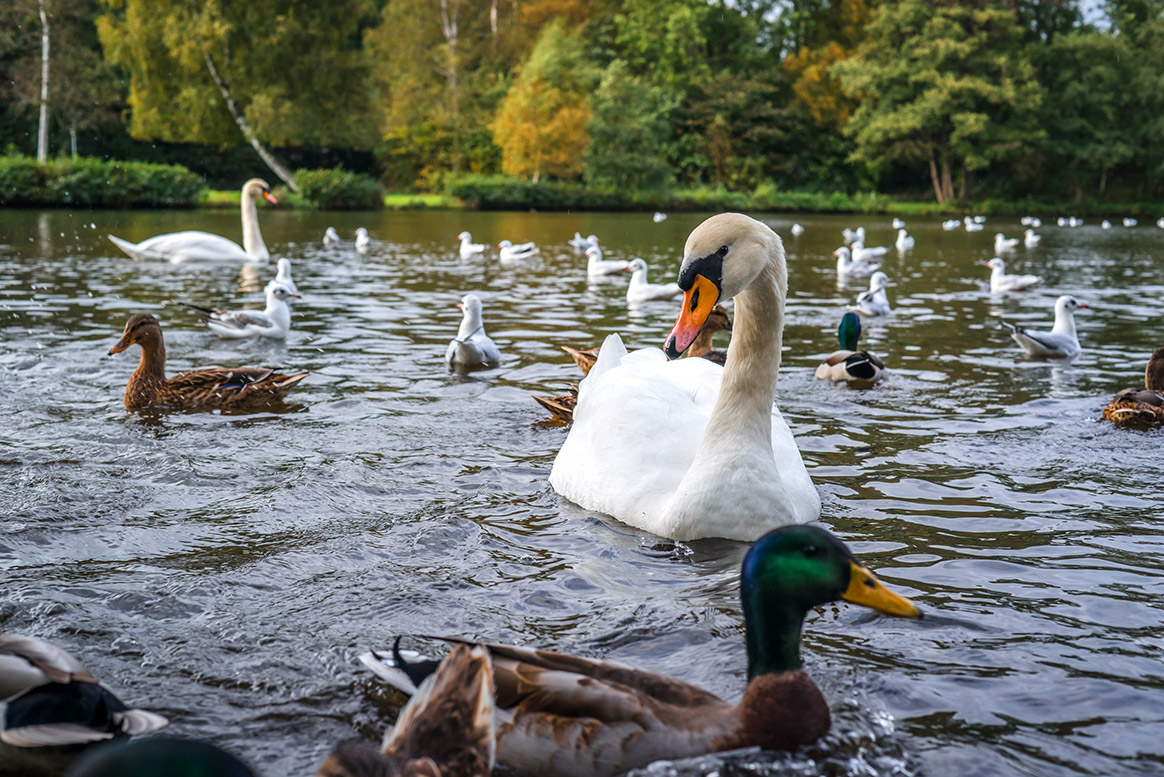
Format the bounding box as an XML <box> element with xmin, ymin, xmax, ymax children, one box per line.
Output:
<box><xmin>2</xmin><ymin>0</ymin><xmax>1163</xmax><ymax>204</ymax></box>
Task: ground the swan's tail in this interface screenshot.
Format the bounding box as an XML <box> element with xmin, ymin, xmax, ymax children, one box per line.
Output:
<box><xmin>587</xmin><ymin>333</ymin><xmax>627</xmax><ymax>383</ymax></box>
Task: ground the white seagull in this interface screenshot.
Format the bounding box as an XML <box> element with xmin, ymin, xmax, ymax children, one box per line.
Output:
<box><xmin>1023</xmin><ymin>229</ymin><xmax>1041</xmax><ymax>248</ymax></box>
<box><xmin>833</xmin><ymin>246</ymin><xmax>880</xmax><ymax>278</ymax></box>
<box><xmin>1001</xmin><ymin>295</ymin><xmax>1087</xmax><ymax>360</ymax></box>
<box><xmin>853</xmin><ymin>271</ymin><xmax>892</xmax><ymax>316</ymax></box>
<box><xmin>586</xmin><ymin>245</ymin><xmax>630</xmax><ymax>278</ymax></box>
<box><xmin>323</xmin><ymin>226</ymin><xmax>340</xmax><ymax>245</ymax></box>
<box><xmin>942</xmin><ymin>219</ymin><xmax>962</xmax><ymax>231</ymax></box>
<box><xmin>892</xmin><ymin>218</ymin><xmax>906</xmax><ymax>229</ymax></box>
<box><xmin>895</xmin><ymin>229</ymin><xmax>915</xmax><ymax>251</ymax></box>
<box><xmin>355</xmin><ymin>227</ymin><xmax>372</xmax><ymax>251</ymax></box>
<box><xmin>181</xmin><ymin>282</ymin><xmax>299</xmax><ymax>340</ymax></box>
<box><xmin>498</xmin><ymin>239</ymin><xmax>539</xmax><ymax>263</ymax></box>
<box><xmin>569</xmin><ymin>232</ymin><xmax>599</xmax><ymax>251</ymax></box>
<box><xmin>994</xmin><ymin>233</ymin><xmax>1019</xmax><ymax>252</ymax></box>
<box><xmin>457</xmin><ymin>231</ymin><xmax>486</xmax><ymax>259</ymax></box>
<box><xmin>964</xmin><ymin>217</ymin><xmax>984</xmax><ymax>232</ymax></box>
<box><xmin>446</xmin><ymin>294</ymin><xmax>501</xmax><ymax>370</ymax></box>
<box><xmin>842</xmin><ymin>226</ymin><xmax>866</xmax><ymax>244</ymax></box>
<box><xmin>1101</xmin><ymin>220</ymin><xmax>1112</xmax><ymax>230</ymax></box>
<box><xmin>625</xmin><ymin>258</ymin><xmax>682</xmax><ymax>304</ymax></box>
<box><xmin>1124</xmin><ymin>217</ymin><xmax>1138</xmax><ymax>227</ymax></box>
<box><xmin>267</xmin><ymin>258</ymin><xmax>298</xmax><ymax>295</ymax></box>
<box><xmin>985</xmin><ymin>257</ymin><xmax>1041</xmax><ymax>293</ymax></box>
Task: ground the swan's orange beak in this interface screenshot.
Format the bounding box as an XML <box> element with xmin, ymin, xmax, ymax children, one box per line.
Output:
<box><xmin>262</xmin><ymin>190</ymin><xmax>278</xmax><ymax>205</ymax></box>
<box><xmin>664</xmin><ymin>274</ymin><xmax>719</xmax><ymax>360</ymax></box>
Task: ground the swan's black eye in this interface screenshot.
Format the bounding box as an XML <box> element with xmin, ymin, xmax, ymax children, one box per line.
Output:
<box><xmin>719</xmin><ymin>245</ymin><xmax>729</xmax><ymax>255</ymax></box>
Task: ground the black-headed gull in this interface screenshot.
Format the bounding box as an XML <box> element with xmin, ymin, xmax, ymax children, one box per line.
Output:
<box><xmin>323</xmin><ymin>226</ymin><xmax>340</xmax><ymax>245</ymax></box>
<box><xmin>498</xmin><ymin>240</ymin><xmax>538</xmax><ymax>262</ymax></box>
<box><xmin>625</xmin><ymin>258</ymin><xmax>682</xmax><ymax>304</ymax></box>
<box><xmin>994</xmin><ymin>233</ymin><xmax>1019</xmax><ymax>252</ymax></box>
<box><xmin>446</xmin><ymin>294</ymin><xmax>501</xmax><ymax>370</ymax></box>
<box><xmin>834</xmin><ymin>246</ymin><xmax>880</xmax><ymax>278</ymax></box>
<box><xmin>586</xmin><ymin>245</ymin><xmax>630</xmax><ymax>277</ymax></box>
<box><xmin>853</xmin><ymin>271</ymin><xmax>891</xmax><ymax>316</ymax></box>
<box><xmin>457</xmin><ymin>231</ymin><xmax>486</xmax><ymax>259</ymax></box>
<box><xmin>985</xmin><ymin>257</ymin><xmax>1041</xmax><ymax>293</ymax></box>
<box><xmin>182</xmin><ymin>282</ymin><xmax>299</xmax><ymax>340</ymax></box>
<box><xmin>1001</xmin><ymin>295</ymin><xmax>1087</xmax><ymax>359</ymax></box>
<box><xmin>355</xmin><ymin>227</ymin><xmax>372</xmax><ymax>251</ymax></box>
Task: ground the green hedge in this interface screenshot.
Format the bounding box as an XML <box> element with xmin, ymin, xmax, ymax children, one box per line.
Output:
<box><xmin>293</xmin><ymin>167</ymin><xmax>384</xmax><ymax>210</ymax></box>
<box><xmin>0</xmin><ymin>155</ymin><xmax>203</xmax><ymax>207</ymax></box>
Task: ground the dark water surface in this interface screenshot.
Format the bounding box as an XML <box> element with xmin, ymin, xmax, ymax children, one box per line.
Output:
<box><xmin>0</xmin><ymin>208</ymin><xmax>1160</xmax><ymax>776</ymax></box>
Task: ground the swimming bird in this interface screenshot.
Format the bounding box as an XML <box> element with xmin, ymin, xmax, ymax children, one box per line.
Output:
<box><xmin>446</xmin><ymin>294</ymin><xmax>501</xmax><ymax>370</ymax></box>
<box><xmin>585</xmin><ymin>245</ymin><xmax>630</xmax><ymax>278</ymax></box>
<box><xmin>973</xmin><ymin>215</ymin><xmax>986</xmax><ymax>224</ymax></box>
<box><xmin>359</xmin><ymin>525</ymin><xmax>920</xmax><ymax>777</ymax></box>
<box><xmin>1029</xmin><ymin>217</ymin><xmax>1042</xmax><ymax>228</ymax></box>
<box><xmin>108</xmin><ymin>179</ymin><xmax>275</xmax><ymax>263</ymax></box>
<box><xmin>653</xmin><ymin>212</ymin><xmax>668</xmax><ymax>223</ymax></box>
<box><xmin>994</xmin><ymin>233</ymin><xmax>1019</xmax><ymax>252</ymax></box>
<box><xmin>537</xmin><ymin>307</ymin><xmax>733</xmax><ymax>424</ymax></box>
<box><xmin>324</xmin><ymin>226</ymin><xmax>340</xmax><ymax>245</ymax></box>
<box><xmin>895</xmin><ymin>229</ymin><xmax>915</xmax><ymax>251</ymax></box>
<box><xmin>1057</xmin><ymin>217</ymin><xmax>1067</xmax><ymax>227</ymax></box>
<box><xmin>853</xmin><ymin>271</ymin><xmax>892</xmax><ymax>316</ymax></box>
<box><xmin>984</xmin><ymin>258</ymin><xmax>1041</xmax><ymax>293</ymax></box>
<box><xmin>1123</xmin><ymin>217</ymin><xmax>1138</xmax><ymax>227</ymax></box>
<box><xmin>1000</xmin><ymin>295</ymin><xmax>1088</xmax><ymax>360</ymax></box>
<box><xmin>1157</xmin><ymin>217</ymin><xmax>1164</xmax><ymax>229</ymax></box>
<box><xmin>816</xmin><ymin>312</ymin><xmax>885</xmax><ymax>384</ymax></box>
<box><xmin>267</xmin><ymin>258</ymin><xmax>298</xmax><ymax>295</ymax></box>
<box><xmin>790</xmin><ymin>223</ymin><xmax>804</xmax><ymax>236</ymax></box>
<box><xmin>625</xmin><ymin>258</ymin><xmax>683</xmax><ymax>304</ymax></box>
<box><xmin>354</xmin><ymin>228</ymin><xmax>372</xmax><ymax>252</ymax></box>
<box><xmin>498</xmin><ymin>240</ymin><xmax>538</xmax><ymax>263</ymax></box>
<box><xmin>841</xmin><ymin>226</ymin><xmax>865</xmax><ymax>244</ymax></box>
<box><xmin>964</xmin><ymin>217</ymin><xmax>984</xmax><ymax>232</ymax></box>
<box><xmin>941</xmin><ymin>219</ymin><xmax>961</xmax><ymax>231</ymax></box>
<box><xmin>851</xmin><ymin>241</ymin><xmax>889</xmax><ymax>262</ymax></box>
<box><xmin>1101</xmin><ymin>219</ymin><xmax>1112</xmax><ymax>230</ymax></box>
<box><xmin>457</xmin><ymin>231</ymin><xmax>486</xmax><ymax>259</ymax></box>
<box><xmin>1</xmin><ymin>632</ymin><xmax>168</xmax><ymax>748</ymax></box>
<box><xmin>1023</xmin><ymin>229</ymin><xmax>1041</xmax><ymax>248</ymax></box>
<box><xmin>180</xmin><ymin>282</ymin><xmax>299</xmax><ymax>340</ymax></box>
<box><xmin>550</xmin><ymin>214</ymin><xmax>821</xmax><ymax>540</ymax></box>
<box><xmin>64</xmin><ymin>739</ymin><xmax>256</xmax><ymax>777</ymax></box>
<box><xmin>568</xmin><ymin>233</ymin><xmax>598</xmax><ymax>251</ymax></box>
<box><xmin>315</xmin><ymin>643</ymin><xmax>494</xmax><ymax>777</ymax></box>
<box><xmin>892</xmin><ymin>217</ymin><xmax>905</xmax><ymax>229</ymax></box>
<box><xmin>108</xmin><ymin>314</ymin><xmax>309</xmax><ymax>411</ymax></box>
<box><xmin>833</xmin><ymin>246</ymin><xmax>880</xmax><ymax>278</ymax></box>
<box><xmin>1102</xmin><ymin>347</ymin><xmax>1164</xmax><ymax>429</ymax></box>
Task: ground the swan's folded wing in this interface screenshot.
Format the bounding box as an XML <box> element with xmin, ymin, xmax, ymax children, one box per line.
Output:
<box><xmin>132</xmin><ymin>231</ymin><xmax>248</xmax><ymax>262</ymax></box>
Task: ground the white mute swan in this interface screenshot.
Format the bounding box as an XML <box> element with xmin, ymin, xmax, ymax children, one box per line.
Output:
<box><xmin>457</xmin><ymin>231</ymin><xmax>486</xmax><ymax>259</ymax></box>
<box><xmin>550</xmin><ymin>213</ymin><xmax>820</xmax><ymax>541</ymax></box>
<box><xmin>985</xmin><ymin>257</ymin><xmax>1041</xmax><ymax>293</ymax></box>
<box><xmin>109</xmin><ymin>178</ymin><xmax>275</xmax><ymax>263</ymax></box>
<box><xmin>446</xmin><ymin>294</ymin><xmax>501</xmax><ymax>370</ymax></box>
<box><xmin>180</xmin><ymin>282</ymin><xmax>298</xmax><ymax>340</ymax></box>
<box><xmin>625</xmin><ymin>258</ymin><xmax>682</xmax><ymax>303</ymax></box>
<box><xmin>1001</xmin><ymin>295</ymin><xmax>1087</xmax><ymax>359</ymax></box>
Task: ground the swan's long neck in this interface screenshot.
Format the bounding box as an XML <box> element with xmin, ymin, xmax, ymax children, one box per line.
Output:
<box><xmin>241</xmin><ymin>192</ymin><xmax>269</xmax><ymax>261</ymax></box>
<box><xmin>704</xmin><ymin>262</ymin><xmax>784</xmax><ymax>450</ymax></box>
<box><xmin>1052</xmin><ymin>306</ymin><xmax>1076</xmax><ymax>337</ymax></box>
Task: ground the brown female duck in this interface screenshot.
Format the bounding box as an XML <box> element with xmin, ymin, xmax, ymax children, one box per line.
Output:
<box><xmin>316</xmin><ymin>644</ymin><xmax>494</xmax><ymax>777</ymax></box>
<box><xmin>108</xmin><ymin>313</ymin><xmax>308</xmax><ymax>411</ymax></box>
<box><xmin>537</xmin><ymin>306</ymin><xmax>732</xmax><ymax>425</ymax></box>
<box><xmin>1102</xmin><ymin>347</ymin><xmax>1164</xmax><ymax>429</ymax></box>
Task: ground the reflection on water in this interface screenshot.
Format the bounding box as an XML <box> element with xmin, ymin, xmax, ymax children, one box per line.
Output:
<box><xmin>0</xmin><ymin>209</ymin><xmax>1161</xmax><ymax>776</ymax></box>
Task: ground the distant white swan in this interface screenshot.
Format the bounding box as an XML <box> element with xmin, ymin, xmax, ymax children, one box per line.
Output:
<box><xmin>892</xmin><ymin>218</ymin><xmax>905</xmax><ymax>229</ymax></box>
<box><xmin>109</xmin><ymin>178</ymin><xmax>276</xmax><ymax>263</ymax></box>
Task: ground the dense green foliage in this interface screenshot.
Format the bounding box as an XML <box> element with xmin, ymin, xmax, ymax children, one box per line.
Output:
<box><xmin>0</xmin><ymin>154</ymin><xmax>203</xmax><ymax>207</ymax></box>
<box><xmin>294</xmin><ymin>167</ymin><xmax>384</xmax><ymax>210</ymax></box>
<box><xmin>4</xmin><ymin>0</ymin><xmax>1164</xmax><ymax>207</ymax></box>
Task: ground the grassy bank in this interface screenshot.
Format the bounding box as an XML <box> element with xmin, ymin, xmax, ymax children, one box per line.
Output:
<box><xmin>199</xmin><ymin>189</ymin><xmax>459</xmax><ymax>210</ymax></box>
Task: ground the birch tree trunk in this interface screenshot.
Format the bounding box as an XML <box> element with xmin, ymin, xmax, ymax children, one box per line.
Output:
<box><xmin>201</xmin><ymin>48</ymin><xmax>300</xmax><ymax>192</ymax></box>
<box><xmin>36</xmin><ymin>0</ymin><xmax>50</xmax><ymax>164</ymax></box>
<box><xmin>439</xmin><ymin>0</ymin><xmax>461</xmax><ymax>171</ymax></box>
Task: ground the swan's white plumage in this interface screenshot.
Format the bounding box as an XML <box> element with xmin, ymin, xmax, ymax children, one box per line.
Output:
<box><xmin>550</xmin><ymin>214</ymin><xmax>819</xmax><ymax>541</ymax></box>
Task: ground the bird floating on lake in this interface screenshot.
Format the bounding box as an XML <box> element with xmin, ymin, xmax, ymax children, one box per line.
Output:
<box><xmin>568</xmin><ymin>232</ymin><xmax>598</xmax><ymax>251</ymax></box>
<box><xmin>1101</xmin><ymin>220</ymin><xmax>1112</xmax><ymax>230</ymax></box>
<box><xmin>841</xmin><ymin>226</ymin><xmax>866</xmax><ymax>244</ymax></box>
<box><xmin>964</xmin><ymin>217</ymin><xmax>984</xmax><ymax>232</ymax></box>
<box><xmin>853</xmin><ymin>271</ymin><xmax>892</xmax><ymax>317</ymax></box>
<box><xmin>0</xmin><ymin>632</ymin><xmax>169</xmax><ymax>748</ymax></box>
<box><xmin>625</xmin><ymin>258</ymin><xmax>683</xmax><ymax>304</ymax></box>
<box><xmin>892</xmin><ymin>217</ymin><xmax>906</xmax><ymax>229</ymax></box>
<box><xmin>358</xmin><ymin>525</ymin><xmax>920</xmax><ymax>777</ymax></box>
<box><xmin>895</xmin><ymin>229</ymin><xmax>915</xmax><ymax>251</ymax></box>
<box><xmin>180</xmin><ymin>282</ymin><xmax>299</xmax><ymax>340</ymax></box>
<box><xmin>323</xmin><ymin>226</ymin><xmax>340</xmax><ymax>245</ymax></box>
<box><xmin>985</xmin><ymin>257</ymin><xmax>1041</xmax><ymax>293</ymax></box>
<box><xmin>267</xmin><ymin>258</ymin><xmax>297</xmax><ymax>295</ymax></box>
<box><xmin>354</xmin><ymin>227</ymin><xmax>372</xmax><ymax>252</ymax></box>
<box><xmin>1000</xmin><ymin>295</ymin><xmax>1087</xmax><ymax>360</ymax></box>
<box><xmin>498</xmin><ymin>240</ymin><xmax>538</xmax><ymax>263</ymax></box>
<box><xmin>586</xmin><ymin>245</ymin><xmax>630</xmax><ymax>278</ymax></box>
<box><xmin>994</xmin><ymin>233</ymin><xmax>1019</xmax><ymax>252</ymax></box>
<box><xmin>1123</xmin><ymin>217</ymin><xmax>1138</xmax><ymax>227</ymax></box>
<box><xmin>816</xmin><ymin>312</ymin><xmax>885</xmax><ymax>385</ymax></box>
<box><xmin>653</xmin><ymin>212</ymin><xmax>668</xmax><ymax>223</ymax></box>
<box><xmin>109</xmin><ymin>179</ymin><xmax>275</xmax><ymax>264</ymax></box>
<box><xmin>834</xmin><ymin>246</ymin><xmax>880</xmax><ymax>278</ymax></box>
<box><xmin>941</xmin><ymin>219</ymin><xmax>961</xmax><ymax>231</ymax></box>
<box><xmin>1023</xmin><ymin>229</ymin><xmax>1041</xmax><ymax>248</ymax></box>
<box><xmin>791</xmin><ymin>223</ymin><xmax>804</xmax><ymax>236</ymax></box>
<box><xmin>1102</xmin><ymin>347</ymin><xmax>1164</xmax><ymax>429</ymax></box>
<box><xmin>457</xmin><ymin>231</ymin><xmax>486</xmax><ymax>259</ymax></box>
<box><xmin>446</xmin><ymin>294</ymin><xmax>501</xmax><ymax>371</ymax></box>
<box><xmin>550</xmin><ymin>214</ymin><xmax>821</xmax><ymax>540</ymax></box>
<box><xmin>108</xmin><ymin>314</ymin><xmax>308</xmax><ymax>411</ymax></box>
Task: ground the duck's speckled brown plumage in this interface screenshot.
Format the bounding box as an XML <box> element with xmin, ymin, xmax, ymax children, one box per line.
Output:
<box><xmin>316</xmin><ymin>645</ymin><xmax>494</xmax><ymax>777</ymax></box>
<box><xmin>1102</xmin><ymin>347</ymin><xmax>1164</xmax><ymax>429</ymax></box>
<box><xmin>538</xmin><ymin>307</ymin><xmax>731</xmax><ymax>424</ymax></box>
<box><xmin>108</xmin><ymin>313</ymin><xmax>308</xmax><ymax>412</ymax></box>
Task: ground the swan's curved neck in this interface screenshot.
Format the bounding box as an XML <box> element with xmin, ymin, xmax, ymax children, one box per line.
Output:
<box><xmin>705</xmin><ymin>262</ymin><xmax>784</xmax><ymax>448</ymax></box>
<box><xmin>241</xmin><ymin>192</ymin><xmax>269</xmax><ymax>261</ymax></box>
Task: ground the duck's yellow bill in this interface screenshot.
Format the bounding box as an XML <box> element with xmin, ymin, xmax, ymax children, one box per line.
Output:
<box><xmin>664</xmin><ymin>274</ymin><xmax>720</xmax><ymax>359</ymax></box>
<box><xmin>842</xmin><ymin>562</ymin><xmax>921</xmax><ymax>618</ymax></box>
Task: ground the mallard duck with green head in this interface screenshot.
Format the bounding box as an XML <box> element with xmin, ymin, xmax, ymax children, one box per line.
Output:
<box><xmin>816</xmin><ymin>312</ymin><xmax>886</xmax><ymax>384</ymax></box>
<box><xmin>358</xmin><ymin>524</ymin><xmax>920</xmax><ymax>777</ymax></box>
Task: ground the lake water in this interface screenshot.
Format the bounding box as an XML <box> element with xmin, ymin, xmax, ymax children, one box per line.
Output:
<box><xmin>0</xmin><ymin>207</ymin><xmax>1161</xmax><ymax>777</ymax></box>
